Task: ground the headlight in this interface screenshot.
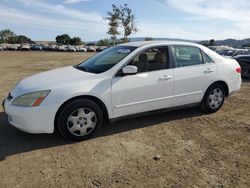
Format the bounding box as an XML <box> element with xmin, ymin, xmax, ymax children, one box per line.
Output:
<box><xmin>12</xmin><ymin>90</ymin><xmax>51</xmax><ymax>107</ymax></box>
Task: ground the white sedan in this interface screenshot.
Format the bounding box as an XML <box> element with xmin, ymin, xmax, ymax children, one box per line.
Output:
<box><xmin>3</xmin><ymin>41</ymin><xmax>242</xmax><ymax>140</ymax></box>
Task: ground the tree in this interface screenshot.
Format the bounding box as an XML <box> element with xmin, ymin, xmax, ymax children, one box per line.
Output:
<box><xmin>119</xmin><ymin>4</ymin><xmax>138</xmax><ymax>42</ymax></box>
<box><xmin>0</xmin><ymin>29</ymin><xmax>16</xmax><ymax>43</ymax></box>
<box><xmin>97</xmin><ymin>39</ymin><xmax>110</xmax><ymax>46</ymax></box>
<box><xmin>16</xmin><ymin>35</ymin><xmax>32</xmax><ymax>43</ymax></box>
<box><xmin>69</xmin><ymin>37</ymin><xmax>83</xmax><ymax>45</ymax></box>
<box><xmin>209</xmin><ymin>39</ymin><xmax>216</xmax><ymax>46</ymax></box>
<box><xmin>105</xmin><ymin>5</ymin><xmax>120</xmax><ymax>46</ymax></box>
<box><xmin>56</xmin><ymin>34</ymin><xmax>71</xmax><ymax>45</ymax></box>
<box><xmin>8</xmin><ymin>36</ymin><xmax>18</xmax><ymax>44</ymax></box>
<box><xmin>145</xmin><ymin>37</ymin><xmax>153</xmax><ymax>41</ymax></box>
<box><xmin>105</xmin><ymin>4</ymin><xmax>138</xmax><ymax>44</ymax></box>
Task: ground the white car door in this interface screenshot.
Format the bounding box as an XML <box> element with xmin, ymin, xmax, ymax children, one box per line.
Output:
<box><xmin>111</xmin><ymin>46</ymin><xmax>174</xmax><ymax>118</ymax></box>
<box><xmin>172</xmin><ymin>45</ymin><xmax>217</xmax><ymax>106</ymax></box>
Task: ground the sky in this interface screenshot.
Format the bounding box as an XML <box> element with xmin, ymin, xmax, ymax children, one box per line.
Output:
<box><xmin>0</xmin><ymin>0</ymin><xmax>250</xmax><ymax>41</ymax></box>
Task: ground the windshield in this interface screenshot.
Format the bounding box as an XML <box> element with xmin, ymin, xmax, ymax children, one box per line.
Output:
<box><xmin>76</xmin><ymin>46</ymin><xmax>136</xmax><ymax>74</ymax></box>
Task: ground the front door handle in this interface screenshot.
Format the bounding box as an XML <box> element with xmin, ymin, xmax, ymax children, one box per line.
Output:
<box><xmin>159</xmin><ymin>75</ymin><xmax>172</xmax><ymax>80</ymax></box>
<box><xmin>204</xmin><ymin>68</ymin><xmax>214</xmax><ymax>73</ymax></box>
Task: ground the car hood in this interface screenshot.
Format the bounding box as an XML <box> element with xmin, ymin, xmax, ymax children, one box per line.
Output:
<box><xmin>11</xmin><ymin>66</ymin><xmax>96</xmax><ymax>97</ymax></box>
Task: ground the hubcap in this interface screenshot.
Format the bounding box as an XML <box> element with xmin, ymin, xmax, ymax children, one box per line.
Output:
<box><xmin>67</xmin><ymin>108</ymin><xmax>97</xmax><ymax>136</ymax></box>
<box><xmin>208</xmin><ymin>88</ymin><xmax>224</xmax><ymax>110</ymax></box>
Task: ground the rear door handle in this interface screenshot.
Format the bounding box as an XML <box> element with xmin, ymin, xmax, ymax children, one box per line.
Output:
<box><xmin>204</xmin><ymin>68</ymin><xmax>214</xmax><ymax>73</ymax></box>
<box><xmin>159</xmin><ymin>75</ymin><xmax>172</xmax><ymax>80</ymax></box>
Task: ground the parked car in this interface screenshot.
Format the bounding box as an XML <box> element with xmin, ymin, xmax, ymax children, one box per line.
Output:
<box><xmin>87</xmin><ymin>46</ymin><xmax>96</xmax><ymax>52</ymax></box>
<box><xmin>76</xmin><ymin>46</ymin><xmax>87</xmax><ymax>52</ymax></box>
<box><xmin>219</xmin><ymin>49</ymin><xmax>249</xmax><ymax>58</ymax></box>
<box><xmin>233</xmin><ymin>55</ymin><xmax>250</xmax><ymax>78</ymax></box>
<box><xmin>66</xmin><ymin>46</ymin><xmax>76</xmax><ymax>52</ymax></box>
<box><xmin>3</xmin><ymin>41</ymin><xmax>242</xmax><ymax>140</ymax></box>
<box><xmin>56</xmin><ymin>45</ymin><xmax>67</xmax><ymax>52</ymax></box>
<box><xmin>20</xmin><ymin>43</ymin><xmax>30</xmax><ymax>51</ymax></box>
<box><xmin>47</xmin><ymin>44</ymin><xmax>57</xmax><ymax>51</ymax></box>
<box><xmin>96</xmin><ymin>46</ymin><xmax>108</xmax><ymax>52</ymax></box>
<box><xmin>208</xmin><ymin>45</ymin><xmax>234</xmax><ymax>54</ymax></box>
<box><xmin>31</xmin><ymin>44</ymin><xmax>44</xmax><ymax>51</ymax></box>
<box><xmin>0</xmin><ymin>43</ymin><xmax>9</xmax><ymax>50</ymax></box>
<box><xmin>8</xmin><ymin>44</ymin><xmax>20</xmax><ymax>51</ymax></box>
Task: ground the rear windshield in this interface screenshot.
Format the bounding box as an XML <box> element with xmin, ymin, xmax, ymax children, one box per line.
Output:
<box><xmin>76</xmin><ymin>46</ymin><xmax>136</xmax><ymax>74</ymax></box>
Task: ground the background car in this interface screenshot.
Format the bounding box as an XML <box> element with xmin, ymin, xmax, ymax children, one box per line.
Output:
<box><xmin>56</xmin><ymin>45</ymin><xmax>67</xmax><ymax>52</ymax></box>
<box><xmin>233</xmin><ymin>55</ymin><xmax>250</xmax><ymax>78</ymax></box>
<box><xmin>66</xmin><ymin>45</ymin><xmax>76</xmax><ymax>52</ymax></box>
<box><xmin>46</xmin><ymin>44</ymin><xmax>57</xmax><ymax>51</ymax></box>
<box><xmin>87</xmin><ymin>46</ymin><xmax>96</xmax><ymax>52</ymax></box>
<box><xmin>31</xmin><ymin>44</ymin><xmax>44</xmax><ymax>51</ymax></box>
<box><xmin>96</xmin><ymin>46</ymin><xmax>108</xmax><ymax>52</ymax></box>
<box><xmin>0</xmin><ymin>43</ymin><xmax>9</xmax><ymax>50</ymax></box>
<box><xmin>76</xmin><ymin>46</ymin><xmax>87</xmax><ymax>52</ymax></box>
<box><xmin>20</xmin><ymin>43</ymin><xmax>30</xmax><ymax>51</ymax></box>
<box><xmin>8</xmin><ymin>44</ymin><xmax>20</xmax><ymax>51</ymax></box>
<box><xmin>219</xmin><ymin>49</ymin><xmax>249</xmax><ymax>58</ymax></box>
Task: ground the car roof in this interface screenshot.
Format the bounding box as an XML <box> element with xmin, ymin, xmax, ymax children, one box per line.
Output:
<box><xmin>118</xmin><ymin>40</ymin><xmax>202</xmax><ymax>48</ymax></box>
<box><xmin>234</xmin><ymin>55</ymin><xmax>250</xmax><ymax>58</ymax></box>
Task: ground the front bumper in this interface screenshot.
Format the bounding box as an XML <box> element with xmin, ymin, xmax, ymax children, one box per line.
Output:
<box><xmin>3</xmin><ymin>97</ymin><xmax>58</xmax><ymax>134</ymax></box>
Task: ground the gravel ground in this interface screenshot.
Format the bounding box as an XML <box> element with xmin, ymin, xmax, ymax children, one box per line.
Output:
<box><xmin>0</xmin><ymin>51</ymin><xmax>249</xmax><ymax>188</ymax></box>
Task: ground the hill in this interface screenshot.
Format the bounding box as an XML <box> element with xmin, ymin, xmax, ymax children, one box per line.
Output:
<box><xmin>199</xmin><ymin>38</ymin><xmax>250</xmax><ymax>47</ymax></box>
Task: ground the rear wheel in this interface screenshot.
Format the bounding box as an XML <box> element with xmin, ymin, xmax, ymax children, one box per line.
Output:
<box><xmin>57</xmin><ymin>99</ymin><xmax>103</xmax><ymax>141</ymax></box>
<box><xmin>201</xmin><ymin>83</ymin><xmax>225</xmax><ymax>113</ymax></box>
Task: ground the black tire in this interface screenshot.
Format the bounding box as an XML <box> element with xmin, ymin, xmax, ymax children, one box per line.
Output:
<box><xmin>241</xmin><ymin>63</ymin><xmax>250</xmax><ymax>78</ymax></box>
<box><xmin>57</xmin><ymin>99</ymin><xmax>103</xmax><ymax>141</ymax></box>
<box><xmin>200</xmin><ymin>83</ymin><xmax>225</xmax><ymax>113</ymax></box>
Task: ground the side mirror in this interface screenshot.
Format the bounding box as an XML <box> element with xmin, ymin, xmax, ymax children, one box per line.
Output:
<box><xmin>122</xmin><ymin>65</ymin><xmax>138</xmax><ymax>75</ymax></box>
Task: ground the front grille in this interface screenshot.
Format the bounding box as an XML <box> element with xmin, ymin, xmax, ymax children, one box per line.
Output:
<box><xmin>7</xmin><ymin>93</ymin><xmax>13</xmax><ymax>100</ymax></box>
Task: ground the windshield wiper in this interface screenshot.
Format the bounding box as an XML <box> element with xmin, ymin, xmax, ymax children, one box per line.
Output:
<box><xmin>74</xmin><ymin>65</ymin><xmax>89</xmax><ymax>72</ymax></box>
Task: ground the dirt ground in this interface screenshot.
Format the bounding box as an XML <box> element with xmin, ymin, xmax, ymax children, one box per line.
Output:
<box><xmin>0</xmin><ymin>51</ymin><xmax>249</xmax><ymax>188</ymax></box>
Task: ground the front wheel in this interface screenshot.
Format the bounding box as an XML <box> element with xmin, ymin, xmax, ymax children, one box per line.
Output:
<box><xmin>201</xmin><ymin>84</ymin><xmax>225</xmax><ymax>113</ymax></box>
<box><xmin>57</xmin><ymin>99</ymin><xmax>103</xmax><ymax>141</ymax></box>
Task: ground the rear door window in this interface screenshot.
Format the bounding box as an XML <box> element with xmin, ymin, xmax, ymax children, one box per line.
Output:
<box><xmin>173</xmin><ymin>46</ymin><xmax>203</xmax><ymax>67</ymax></box>
<box><xmin>202</xmin><ymin>51</ymin><xmax>213</xmax><ymax>64</ymax></box>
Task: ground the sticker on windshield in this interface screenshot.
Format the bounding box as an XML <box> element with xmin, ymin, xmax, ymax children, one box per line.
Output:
<box><xmin>117</xmin><ymin>49</ymin><xmax>131</xmax><ymax>53</ymax></box>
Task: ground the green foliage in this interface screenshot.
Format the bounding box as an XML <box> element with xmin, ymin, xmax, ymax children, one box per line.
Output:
<box><xmin>118</xmin><ymin>38</ymin><xmax>130</xmax><ymax>44</ymax></box>
<box><xmin>69</xmin><ymin>37</ymin><xmax>83</xmax><ymax>45</ymax></box>
<box><xmin>0</xmin><ymin>29</ymin><xmax>16</xmax><ymax>43</ymax></box>
<box><xmin>0</xmin><ymin>29</ymin><xmax>33</xmax><ymax>44</ymax></box>
<box><xmin>105</xmin><ymin>5</ymin><xmax>120</xmax><ymax>45</ymax></box>
<box><xmin>56</xmin><ymin>34</ymin><xmax>83</xmax><ymax>45</ymax></box>
<box><xmin>56</xmin><ymin>34</ymin><xmax>71</xmax><ymax>45</ymax></box>
<box><xmin>17</xmin><ymin>35</ymin><xmax>33</xmax><ymax>44</ymax></box>
<box><xmin>119</xmin><ymin>4</ymin><xmax>138</xmax><ymax>41</ymax></box>
<box><xmin>8</xmin><ymin>36</ymin><xmax>18</xmax><ymax>44</ymax></box>
<box><xmin>105</xmin><ymin>4</ymin><xmax>138</xmax><ymax>45</ymax></box>
<box><xmin>209</xmin><ymin>39</ymin><xmax>216</xmax><ymax>46</ymax></box>
<box><xmin>145</xmin><ymin>37</ymin><xmax>153</xmax><ymax>41</ymax></box>
<box><xmin>97</xmin><ymin>39</ymin><xmax>110</xmax><ymax>46</ymax></box>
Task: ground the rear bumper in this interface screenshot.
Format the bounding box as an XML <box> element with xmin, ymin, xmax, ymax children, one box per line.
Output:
<box><xmin>3</xmin><ymin>98</ymin><xmax>58</xmax><ymax>134</ymax></box>
<box><xmin>228</xmin><ymin>77</ymin><xmax>242</xmax><ymax>96</ymax></box>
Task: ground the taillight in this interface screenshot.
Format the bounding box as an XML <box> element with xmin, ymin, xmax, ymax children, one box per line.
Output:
<box><xmin>236</xmin><ymin>67</ymin><xmax>241</xmax><ymax>73</ymax></box>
